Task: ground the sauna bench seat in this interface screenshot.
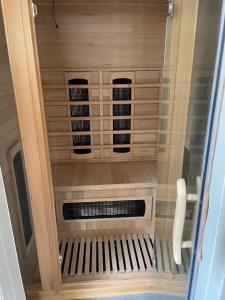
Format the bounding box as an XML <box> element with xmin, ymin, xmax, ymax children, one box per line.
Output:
<box><xmin>52</xmin><ymin>161</ymin><xmax>157</xmax><ymax>192</ymax></box>
<box><xmin>52</xmin><ymin>161</ymin><xmax>157</xmax><ymax>239</ymax></box>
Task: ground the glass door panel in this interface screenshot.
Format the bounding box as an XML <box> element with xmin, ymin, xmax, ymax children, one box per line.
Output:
<box><xmin>156</xmin><ymin>0</ymin><xmax>223</xmax><ymax>296</ymax></box>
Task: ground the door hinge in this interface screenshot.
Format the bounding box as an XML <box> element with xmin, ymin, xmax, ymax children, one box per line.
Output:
<box><xmin>32</xmin><ymin>2</ymin><xmax>38</xmax><ymax>17</ymax></box>
<box><xmin>167</xmin><ymin>0</ymin><xmax>174</xmax><ymax>17</ymax></box>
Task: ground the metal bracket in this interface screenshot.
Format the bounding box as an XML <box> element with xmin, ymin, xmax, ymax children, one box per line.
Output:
<box><xmin>32</xmin><ymin>3</ymin><xmax>38</xmax><ymax>17</ymax></box>
<box><xmin>167</xmin><ymin>0</ymin><xmax>174</xmax><ymax>17</ymax></box>
<box><xmin>59</xmin><ymin>255</ymin><xmax>63</xmax><ymax>265</ymax></box>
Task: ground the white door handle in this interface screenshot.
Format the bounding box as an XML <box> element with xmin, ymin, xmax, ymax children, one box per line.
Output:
<box><xmin>173</xmin><ymin>178</ymin><xmax>200</xmax><ymax>265</ymax></box>
<box><xmin>173</xmin><ymin>178</ymin><xmax>187</xmax><ymax>265</ymax></box>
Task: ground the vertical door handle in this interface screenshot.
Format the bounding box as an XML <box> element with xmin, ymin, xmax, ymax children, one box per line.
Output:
<box><xmin>173</xmin><ymin>178</ymin><xmax>187</xmax><ymax>265</ymax></box>
<box><xmin>173</xmin><ymin>178</ymin><xmax>200</xmax><ymax>264</ymax></box>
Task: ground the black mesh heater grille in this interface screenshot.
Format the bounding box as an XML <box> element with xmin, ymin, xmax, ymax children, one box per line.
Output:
<box><xmin>68</xmin><ymin>79</ymin><xmax>91</xmax><ymax>154</ymax></box>
<box><xmin>113</xmin><ymin>78</ymin><xmax>132</xmax><ymax>100</ymax></box>
<box><xmin>69</xmin><ymin>88</ymin><xmax>89</xmax><ymax>101</ymax></box>
<box><xmin>72</xmin><ymin>120</ymin><xmax>90</xmax><ymax>132</ymax></box>
<box><xmin>72</xmin><ymin>135</ymin><xmax>91</xmax><ymax>145</ymax></box>
<box><xmin>70</xmin><ymin>105</ymin><xmax>89</xmax><ymax>117</ymax></box>
<box><xmin>113</xmin><ymin>88</ymin><xmax>131</xmax><ymax>100</ymax></box>
<box><xmin>113</xmin><ymin>119</ymin><xmax>131</xmax><ymax>130</ymax></box>
<box><xmin>113</xmin><ymin>134</ymin><xmax>130</xmax><ymax>145</ymax></box>
<box><xmin>113</xmin><ymin>134</ymin><xmax>130</xmax><ymax>153</ymax></box>
<box><xmin>63</xmin><ymin>200</ymin><xmax>146</xmax><ymax>220</ymax></box>
<box><xmin>113</xmin><ymin>104</ymin><xmax>131</xmax><ymax>116</ymax></box>
<box><xmin>112</xmin><ymin>78</ymin><xmax>131</xmax><ymax>153</ymax></box>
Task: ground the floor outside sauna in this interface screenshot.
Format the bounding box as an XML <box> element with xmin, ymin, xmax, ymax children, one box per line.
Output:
<box><xmin>60</xmin><ymin>233</ymin><xmax>191</xmax><ymax>282</ymax></box>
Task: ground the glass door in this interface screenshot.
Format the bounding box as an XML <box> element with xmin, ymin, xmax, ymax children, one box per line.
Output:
<box><xmin>156</xmin><ymin>0</ymin><xmax>223</xmax><ymax>297</ymax></box>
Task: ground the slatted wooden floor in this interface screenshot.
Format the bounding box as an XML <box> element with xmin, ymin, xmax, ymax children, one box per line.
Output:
<box><xmin>59</xmin><ymin>234</ymin><xmax>191</xmax><ymax>279</ymax></box>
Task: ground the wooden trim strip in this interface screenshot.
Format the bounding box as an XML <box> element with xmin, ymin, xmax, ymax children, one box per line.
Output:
<box><xmin>41</xmin><ymin>67</ymin><xmax>162</xmax><ymax>72</ymax></box>
<box><xmin>46</xmin><ymin>115</ymin><xmax>160</xmax><ymax>121</ymax></box>
<box><xmin>50</xmin><ymin>143</ymin><xmax>157</xmax><ymax>150</ymax></box>
<box><xmin>43</xmin><ymin>83</ymin><xmax>161</xmax><ymax>89</ymax></box>
<box><xmin>45</xmin><ymin>100</ymin><xmax>160</xmax><ymax>106</ymax></box>
<box><xmin>48</xmin><ymin>129</ymin><xmax>158</xmax><ymax>136</ymax></box>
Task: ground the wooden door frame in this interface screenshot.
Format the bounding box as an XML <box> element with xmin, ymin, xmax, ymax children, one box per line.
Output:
<box><xmin>0</xmin><ymin>0</ymin><xmax>61</xmax><ymax>291</ymax></box>
<box><xmin>0</xmin><ymin>0</ymin><xmax>199</xmax><ymax>298</ymax></box>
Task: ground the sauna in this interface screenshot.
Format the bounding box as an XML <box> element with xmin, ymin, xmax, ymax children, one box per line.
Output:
<box><xmin>0</xmin><ymin>0</ymin><xmax>222</xmax><ymax>299</ymax></box>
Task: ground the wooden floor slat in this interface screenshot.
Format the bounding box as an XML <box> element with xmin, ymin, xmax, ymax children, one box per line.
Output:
<box><xmin>104</xmin><ymin>236</ymin><xmax>110</xmax><ymax>273</ymax></box>
<box><xmin>84</xmin><ymin>237</ymin><xmax>91</xmax><ymax>275</ymax></box>
<box><xmin>138</xmin><ymin>234</ymin><xmax>152</xmax><ymax>271</ymax></box>
<box><xmin>98</xmin><ymin>236</ymin><xmax>103</xmax><ymax>274</ymax></box>
<box><xmin>116</xmin><ymin>236</ymin><xmax>124</xmax><ymax>272</ymax></box>
<box><xmin>121</xmin><ymin>234</ymin><xmax>131</xmax><ymax>272</ymax></box>
<box><xmin>132</xmin><ymin>234</ymin><xmax>145</xmax><ymax>271</ymax></box>
<box><xmin>127</xmin><ymin>234</ymin><xmax>138</xmax><ymax>272</ymax></box>
<box><xmin>177</xmin><ymin>253</ymin><xmax>185</xmax><ymax>274</ymax></box>
<box><xmin>162</xmin><ymin>239</ymin><xmax>170</xmax><ymax>273</ymax></box>
<box><xmin>110</xmin><ymin>235</ymin><xmax>117</xmax><ymax>273</ymax></box>
<box><xmin>143</xmin><ymin>234</ymin><xmax>155</xmax><ymax>271</ymax></box>
<box><xmin>77</xmin><ymin>237</ymin><xmax>85</xmax><ymax>276</ymax></box>
<box><xmin>60</xmin><ymin>234</ymin><xmax>190</xmax><ymax>279</ymax></box>
<box><xmin>91</xmin><ymin>237</ymin><xmax>97</xmax><ymax>275</ymax></box>
<box><xmin>182</xmin><ymin>248</ymin><xmax>190</xmax><ymax>273</ymax></box>
<box><xmin>144</xmin><ymin>234</ymin><xmax>155</xmax><ymax>269</ymax></box>
<box><xmin>60</xmin><ymin>239</ymin><xmax>67</xmax><ymax>274</ymax></box>
<box><xmin>168</xmin><ymin>241</ymin><xmax>177</xmax><ymax>274</ymax></box>
<box><xmin>70</xmin><ymin>239</ymin><xmax>79</xmax><ymax>276</ymax></box>
<box><xmin>63</xmin><ymin>240</ymin><xmax>73</xmax><ymax>277</ymax></box>
<box><xmin>155</xmin><ymin>236</ymin><xmax>163</xmax><ymax>272</ymax></box>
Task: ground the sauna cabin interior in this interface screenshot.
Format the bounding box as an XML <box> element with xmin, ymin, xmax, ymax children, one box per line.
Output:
<box><xmin>0</xmin><ymin>0</ymin><xmax>221</xmax><ymax>299</ymax></box>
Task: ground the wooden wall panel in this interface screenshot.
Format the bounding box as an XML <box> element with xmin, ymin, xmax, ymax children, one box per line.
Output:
<box><xmin>42</xmin><ymin>69</ymin><xmax>162</xmax><ymax>162</ymax></box>
<box><xmin>35</xmin><ymin>0</ymin><xmax>167</xmax><ymax>70</ymax></box>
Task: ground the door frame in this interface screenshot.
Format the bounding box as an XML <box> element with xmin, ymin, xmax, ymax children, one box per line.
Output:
<box><xmin>0</xmin><ymin>0</ymin><xmax>61</xmax><ymax>291</ymax></box>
